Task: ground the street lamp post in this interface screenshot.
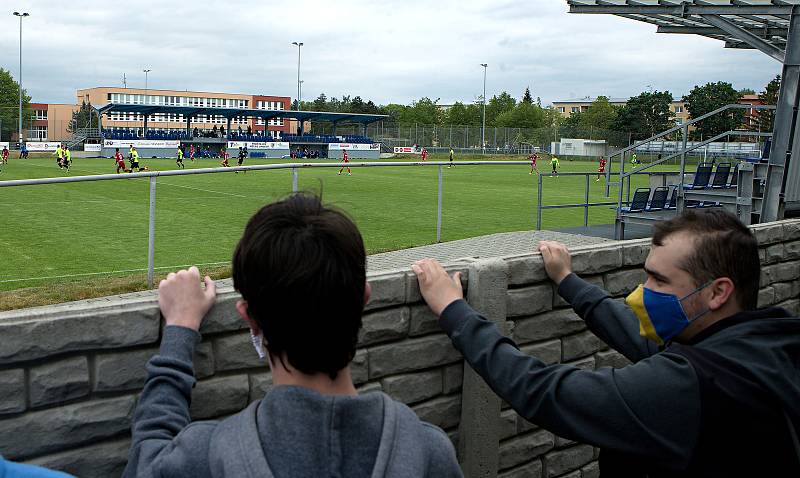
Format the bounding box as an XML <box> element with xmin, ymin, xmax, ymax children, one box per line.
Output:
<box><xmin>292</xmin><ymin>42</ymin><xmax>303</xmax><ymax>110</ymax></box>
<box><xmin>13</xmin><ymin>12</ymin><xmax>29</xmax><ymax>145</ymax></box>
<box><xmin>480</xmin><ymin>63</ymin><xmax>487</xmax><ymax>155</ymax></box>
<box><xmin>143</xmin><ymin>69</ymin><xmax>151</xmax><ymax>97</ymax></box>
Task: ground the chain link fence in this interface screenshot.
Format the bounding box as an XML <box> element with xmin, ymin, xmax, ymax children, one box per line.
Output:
<box><xmin>310</xmin><ymin>121</ymin><xmax>636</xmax><ymax>154</ymax></box>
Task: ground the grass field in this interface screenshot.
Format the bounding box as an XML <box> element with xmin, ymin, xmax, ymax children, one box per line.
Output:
<box><xmin>0</xmin><ymin>153</ymin><xmax>674</xmax><ymax>308</ymax></box>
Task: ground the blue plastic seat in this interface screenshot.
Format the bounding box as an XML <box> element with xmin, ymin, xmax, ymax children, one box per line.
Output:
<box><xmin>620</xmin><ymin>188</ymin><xmax>651</xmax><ymax>213</ymax></box>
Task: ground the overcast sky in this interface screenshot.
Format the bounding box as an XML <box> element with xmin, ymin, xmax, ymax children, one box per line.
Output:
<box><xmin>0</xmin><ymin>0</ymin><xmax>782</xmax><ymax>107</ymax></box>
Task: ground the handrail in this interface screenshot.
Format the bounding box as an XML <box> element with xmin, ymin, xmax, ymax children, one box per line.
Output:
<box><xmin>608</xmin><ymin>104</ymin><xmax>775</xmax><ymax>158</ymax></box>
<box><xmin>620</xmin><ymin>130</ymin><xmax>766</xmax><ymax>179</ymax></box>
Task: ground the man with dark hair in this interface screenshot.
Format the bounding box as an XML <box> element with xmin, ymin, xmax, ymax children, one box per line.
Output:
<box><xmin>413</xmin><ymin>209</ymin><xmax>800</xmax><ymax>477</ymax></box>
<box><xmin>124</xmin><ymin>193</ymin><xmax>462</xmax><ymax>478</ymax></box>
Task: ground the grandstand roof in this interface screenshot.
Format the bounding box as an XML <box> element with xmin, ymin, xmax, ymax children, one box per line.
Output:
<box><xmin>94</xmin><ymin>103</ymin><xmax>388</xmax><ymax>124</ymax></box>
<box><xmin>567</xmin><ymin>0</ymin><xmax>799</xmax><ymax>62</ymax></box>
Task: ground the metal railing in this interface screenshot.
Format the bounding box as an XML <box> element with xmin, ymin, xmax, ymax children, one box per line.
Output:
<box><xmin>2</xmin><ymin>161</ymin><xmax>541</xmax><ymax>288</ymax></box>
<box><xmin>606</xmin><ymin>104</ymin><xmax>776</xmax><ymax>210</ymax></box>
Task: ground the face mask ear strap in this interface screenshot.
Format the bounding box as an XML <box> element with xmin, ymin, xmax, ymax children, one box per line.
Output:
<box><xmin>679</xmin><ymin>279</ymin><xmax>715</xmax><ymax>301</ymax></box>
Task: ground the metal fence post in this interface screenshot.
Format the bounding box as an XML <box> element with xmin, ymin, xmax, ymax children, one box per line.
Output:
<box><xmin>536</xmin><ymin>172</ymin><xmax>543</xmax><ymax>230</ymax></box>
<box><xmin>584</xmin><ymin>174</ymin><xmax>590</xmax><ymax>227</ymax></box>
<box><xmin>437</xmin><ymin>165</ymin><xmax>443</xmax><ymax>242</ymax></box>
<box><xmin>147</xmin><ymin>176</ymin><xmax>157</xmax><ymax>289</ymax></box>
<box><xmin>292</xmin><ymin>167</ymin><xmax>298</xmax><ymax>192</ymax></box>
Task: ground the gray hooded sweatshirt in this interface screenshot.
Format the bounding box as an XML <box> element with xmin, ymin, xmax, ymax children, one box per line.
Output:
<box><xmin>123</xmin><ymin>326</ymin><xmax>462</xmax><ymax>478</ymax></box>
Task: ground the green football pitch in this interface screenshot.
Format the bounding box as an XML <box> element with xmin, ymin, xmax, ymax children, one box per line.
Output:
<box><xmin>0</xmin><ymin>154</ymin><xmax>669</xmax><ymax>298</ymax></box>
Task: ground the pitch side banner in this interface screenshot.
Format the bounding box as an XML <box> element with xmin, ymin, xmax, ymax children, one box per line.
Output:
<box><xmin>329</xmin><ymin>143</ymin><xmax>376</xmax><ymax>151</ymax></box>
<box><xmin>393</xmin><ymin>146</ymin><xmax>419</xmax><ymax>154</ymax></box>
<box><xmin>26</xmin><ymin>142</ymin><xmax>62</xmax><ymax>152</ymax></box>
<box><xmin>227</xmin><ymin>141</ymin><xmax>289</xmax><ymax>149</ymax></box>
<box><xmin>0</xmin><ymin>142</ymin><xmax>8</xmax><ymax>150</ymax></box>
<box><xmin>103</xmin><ymin>139</ymin><xmax>180</xmax><ymax>149</ymax></box>
<box><xmin>84</xmin><ymin>144</ymin><xmax>102</xmax><ymax>152</ymax></box>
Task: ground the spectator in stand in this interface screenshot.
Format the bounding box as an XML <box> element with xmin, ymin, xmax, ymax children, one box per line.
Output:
<box><xmin>212</xmin><ymin>125</ymin><xmax>218</xmax><ymax>137</ymax></box>
<box><xmin>220</xmin><ymin>125</ymin><xmax>226</xmax><ymax>138</ymax></box>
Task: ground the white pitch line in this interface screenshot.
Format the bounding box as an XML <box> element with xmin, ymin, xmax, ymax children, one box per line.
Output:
<box><xmin>13</xmin><ymin>161</ymin><xmax>261</xmax><ymax>200</ymax></box>
<box><xmin>0</xmin><ymin>260</ymin><xmax>231</xmax><ymax>284</ymax></box>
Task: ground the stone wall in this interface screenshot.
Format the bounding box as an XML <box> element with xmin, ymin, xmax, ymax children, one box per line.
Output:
<box><xmin>1</xmin><ymin>219</ymin><xmax>798</xmax><ymax>478</ymax></box>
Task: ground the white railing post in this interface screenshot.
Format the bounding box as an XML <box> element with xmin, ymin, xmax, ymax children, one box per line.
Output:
<box><xmin>147</xmin><ymin>175</ymin><xmax>156</xmax><ymax>289</ymax></box>
<box><xmin>292</xmin><ymin>167</ymin><xmax>298</xmax><ymax>192</ymax></box>
<box><xmin>436</xmin><ymin>165</ymin><xmax>443</xmax><ymax>242</ymax></box>
<box><xmin>537</xmin><ymin>172</ymin><xmax>543</xmax><ymax>230</ymax></box>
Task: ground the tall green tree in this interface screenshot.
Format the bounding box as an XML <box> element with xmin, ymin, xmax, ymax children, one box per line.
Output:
<box><xmin>69</xmin><ymin>101</ymin><xmax>99</xmax><ymax>133</ymax></box>
<box><xmin>445</xmin><ymin>101</ymin><xmax>481</xmax><ymax>126</ymax></box>
<box><xmin>0</xmin><ymin>68</ymin><xmax>32</xmax><ymax>142</ymax></box>
<box><xmin>612</xmin><ymin>90</ymin><xmax>674</xmax><ymax>140</ymax></box>
<box><xmin>486</xmin><ymin>92</ymin><xmax>516</xmax><ymax>126</ymax></box>
<box><xmin>683</xmin><ymin>81</ymin><xmax>744</xmax><ymax>140</ymax></box>
<box><xmin>311</xmin><ymin>93</ymin><xmax>328</xmax><ymax>111</ymax></box>
<box><xmin>755</xmin><ymin>75</ymin><xmax>780</xmax><ymax>133</ymax></box>
<box><xmin>579</xmin><ymin>96</ymin><xmax>617</xmax><ymax>132</ymax></box>
<box><xmin>494</xmin><ymin>102</ymin><xmax>546</xmax><ymax>129</ymax></box>
<box><xmin>406</xmin><ymin>97</ymin><xmax>441</xmax><ymax>125</ymax></box>
<box><xmin>522</xmin><ymin>87</ymin><xmax>533</xmax><ymax>104</ymax></box>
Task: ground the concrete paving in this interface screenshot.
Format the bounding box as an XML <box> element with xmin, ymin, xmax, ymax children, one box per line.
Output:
<box><xmin>366</xmin><ymin>230</ymin><xmax>610</xmax><ymax>272</ymax></box>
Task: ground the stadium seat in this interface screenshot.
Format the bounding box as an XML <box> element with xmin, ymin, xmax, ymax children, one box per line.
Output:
<box><xmin>727</xmin><ymin>163</ymin><xmax>740</xmax><ymax>188</ymax></box>
<box><xmin>710</xmin><ymin>163</ymin><xmax>731</xmax><ymax>188</ymax></box>
<box><xmin>666</xmin><ymin>186</ymin><xmax>678</xmax><ymax>210</ymax></box>
<box><xmin>646</xmin><ymin>186</ymin><xmax>670</xmax><ymax>211</ymax></box>
<box><xmin>620</xmin><ymin>188</ymin><xmax>651</xmax><ymax>213</ymax></box>
<box><xmin>683</xmin><ymin>164</ymin><xmax>713</xmax><ymax>190</ymax></box>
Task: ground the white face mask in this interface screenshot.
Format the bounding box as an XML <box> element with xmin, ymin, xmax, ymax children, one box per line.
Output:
<box><xmin>250</xmin><ymin>331</ymin><xmax>267</xmax><ymax>360</ymax></box>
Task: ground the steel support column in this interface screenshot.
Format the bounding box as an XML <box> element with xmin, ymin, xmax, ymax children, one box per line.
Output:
<box><xmin>763</xmin><ymin>8</ymin><xmax>800</xmax><ymax>221</ymax></box>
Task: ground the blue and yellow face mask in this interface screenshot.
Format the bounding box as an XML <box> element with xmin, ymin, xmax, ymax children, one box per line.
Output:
<box><xmin>625</xmin><ymin>283</ymin><xmax>711</xmax><ymax>345</ymax></box>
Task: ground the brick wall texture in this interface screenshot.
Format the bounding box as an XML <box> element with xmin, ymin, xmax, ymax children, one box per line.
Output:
<box><xmin>1</xmin><ymin>219</ymin><xmax>798</xmax><ymax>478</ymax></box>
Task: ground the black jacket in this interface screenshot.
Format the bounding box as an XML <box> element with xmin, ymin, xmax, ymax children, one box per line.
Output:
<box><xmin>440</xmin><ymin>273</ymin><xmax>800</xmax><ymax>477</ymax></box>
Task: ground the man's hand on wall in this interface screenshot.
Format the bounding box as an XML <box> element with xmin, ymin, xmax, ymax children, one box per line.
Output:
<box><xmin>538</xmin><ymin>241</ymin><xmax>573</xmax><ymax>285</ymax></box>
<box><xmin>158</xmin><ymin>266</ymin><xmax>217</xmax><ymax>331</ymax></box>
<box><xmin>412</xmin><ymin>259</ymin><xmax>463</xmax><ymax>317</ymax></box>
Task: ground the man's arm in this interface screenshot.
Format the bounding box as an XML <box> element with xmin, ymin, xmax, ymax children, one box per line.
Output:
<box><xmin>539</xmin><ymin>241</ymin><xmax>658</xmax><ymax>362</ymax></box>
<box><xmin>558</xmin><ymin>273</ymin><xmax>658</xmax><ymax>362</ymax></box>
<box><xmin>441</xmin><ymin>299</ymin><xmax>700</xmax><ymax>470</ymax></box>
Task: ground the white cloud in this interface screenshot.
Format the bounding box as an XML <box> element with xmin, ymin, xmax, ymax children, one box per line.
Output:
<box><xmin>0</xmin><ymin>0</ymin><xmax>782</xmax><ymax>107</ymax></box>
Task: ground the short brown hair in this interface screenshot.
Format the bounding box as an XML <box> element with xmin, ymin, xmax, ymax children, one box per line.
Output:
<box><xmin>232</xmin><ymin>193</ymin><xmax>366</xmax><ymax>379</ymax></box>
<box><xmin>652</xmin><ymin>209</ymin><xmax>760</xmax><ymax>310</ymax></box>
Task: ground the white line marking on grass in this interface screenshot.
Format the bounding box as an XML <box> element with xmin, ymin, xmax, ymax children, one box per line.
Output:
<box><xmin>19</xmin><ymin>161</ymin><xmax>258</xmax><ymax>200</ymax></box>
<box><xmin>0</xmin><ymin>260</ymin><xmax>231</xmax><ymax>284</ymax></box>
<box><xmin>155</xmin><ymin>180</ymin><xmax>249</xmax><ymax>198</ymax></box>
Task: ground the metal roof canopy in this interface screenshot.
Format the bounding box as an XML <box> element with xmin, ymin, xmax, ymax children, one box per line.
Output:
<box><xmin>94</xmin><ymin>103</ymin><xmax>388</xmax><ymax>125</ymax></box>
<box><xmin>567</xmin><ymin>1</ymin><xmax>798</xmax><ymax>62</ymax></box>
<box><xmin>567</xmin><ymin>0</ymin><xmax>800</xmax><ymax>221</ymax></box>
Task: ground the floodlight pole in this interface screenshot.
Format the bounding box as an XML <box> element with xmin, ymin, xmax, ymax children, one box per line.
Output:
<box><xmin>143</xmin><ymin>69</ymin><xmax>151</xmax><ymax>96</ymax></box>
<box><xmin>292</xmin><ymin>42</ymin><xmax>303</xmax><ymax>110</ymax></box>
<box><xmin>480</xmin><ymin>63</ymin><xmax>488</xmax><ymax>155</ymax></box>
<box><xmin>14</xmin><ymin>12</ymin><xmax>29</xmax><ymax>145</ymax></box>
